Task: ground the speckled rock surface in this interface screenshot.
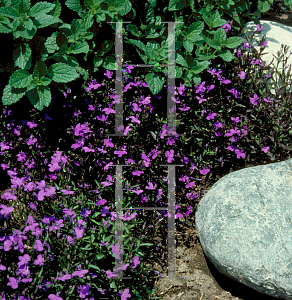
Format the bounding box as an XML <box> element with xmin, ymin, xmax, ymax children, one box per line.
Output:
<box><xmin>195</xmin><ymin>158</ymin><xmax>292</xmax><ymax>299</ymax></box>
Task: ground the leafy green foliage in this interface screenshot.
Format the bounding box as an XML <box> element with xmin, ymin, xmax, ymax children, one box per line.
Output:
<box><xmin>0</xmin><ymin>0</ymin><xmax>288</xmax><ymax>112</ymax></box>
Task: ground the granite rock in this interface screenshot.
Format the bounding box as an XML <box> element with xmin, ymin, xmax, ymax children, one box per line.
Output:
<box><xmin>195</xmin><ymin>158</ymin><xmax>292</xmax><ymax>299</ymax></box>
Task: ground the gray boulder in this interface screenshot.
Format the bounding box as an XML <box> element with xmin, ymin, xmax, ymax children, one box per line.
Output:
<box><xmin>195</xmin><ymin>158</ymin><xmax>292</xmax><ymax>299</ymax></box>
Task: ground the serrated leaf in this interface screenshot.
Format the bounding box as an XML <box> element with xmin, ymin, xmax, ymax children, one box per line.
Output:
<box><xmin>192</xmin><ymin>74</ymin><xmax>202</xmax><ymax>86</ymax></box>
<box><xmin>47</xmin><ymin>0</ymin><xmax>61</xmax><ymax>18</ymax></box>
<box><xmin>213</xmin><ymin>27</ymin><xmax>226</xmax><ymax>43</ymax></box>
<box><xmin>145</xmin><ymin>72</ymin><xmax>164</xmax><ymax>95</ymax></box>
<box><xmin>2</xmin><ymin>83</ymin><xmax>27</xmax><ymax>105</ymax></box>
<box><xmin>183</xmin><ymin>39</ymin><xmax>194</xmax><ymax>53</ymax></box>
<box><xmin>77</xmin><ymin>13</ymin><xmax>94</xmax><ymax>32</ymax></box>
<box><xmin>175</xmin><ymin>66</ymin><xmax>182</xmax><ymax>78</ymax></box>
<box><xmin>68</xmin><ymin>40</ymin><xmax>89</xmax><ymax>54</ymax></box>
<box><xmin>0</xmin><ymin>6</ymin><xmax>20</xmax><ymax>18</ymax></box>
<box><xmin>0</xmin><ymin>21</ymin><xmax>13</xmax><ymax>33</ymax></box>
<box><xmin>65</xmin><ymin>0</ymin><xmax>84</xmax><ymax>12</ymax></box>
<box><xmin>30</xmin><ymin>75</ymin><xmax>51</xmax><ymax>87</ymax></box>
<box><xmin>28</xmin><ymin>2</ymin><xmax>56</xmax><ymax>18</ymax></box>
<box><xmin>27</xmin><ymin>85</ymin><xmax>51</xmax><ymax>111</ymax></box>
<box><xmin>93</xmin><ymin>6</ymin><xmax>106</xmax><ymax>22</ymax></box>
<box><xmin>44</xmin><ymin>31</ymin><xmax>61</xmax><ymax>53</ymax></box>
<box><xmin>13</xmin><ymin>43</ymin><xmax>32</xmax><ymax>70</ymax></box>
<box><xmin>225</xmin><ymin>36</ymin><xmax>244</xmax><ymax>49</ymax></box>
<box><xmin>13</xmin><ymin>25</ymin><xmax>36</xmax><ymax>40</ymax></box>
<box><xmin>191</xmin><ymin>60</ymin><xmax>210</xmax><ymax>74</ymax></box>
<box><xmin>93</xmin><ymin>56</ymin><xmax>103</xmax><ymax>68</ymax></box>
<box><xmin>103</xmin><ymin>55</ymin><xmax>116</xmax><ymax>71</ymax></box>
<box><xmin>23</xmin><ymin>18</ymin><xmax>34</xmax><ymax>30</ymax></box>
<box><xmin>116</xmin><ymin>0</ymin><xmax>132</xmax><ymax>16</ymax></box>
<box><xmin>126</xmin><ymin>24</ymin><xmax>141</xmax><ymax>37</ymax></box>
<box><xmin>188</xmin><ymin>21</ymin><xmax>204</xmax><ymax>37</ymax></box>
<box><xmin>9</xmin><ymin>69</ymin><xmax>33</xmax><ymax>88</ymax></box>
<box><xmin>18</xmin><ymin>0</ymin><xmax>31</xmax><ymax>14</ymax></box>
<box><xmin>217</xmin><ymin>49</ymin><xmax>235</xmax><ymax>62</ymax></box>
<box><xmin>176</xmin><ymin>53</ymin><xmax>188</xmax><ymax>67</ymax></box>
<box><xmin>38</xmin><ymin>77</ymin><xmax>51</xmax><ymax>86</ymax></box>
<box><xmin>33</xmin><ymin>14</ymin><xmax>62</xmax><ymax>28</ymax></box>
<box><xmin>145</xmin><ymin>40</ymin><xmax>160</xmax><ymax>61</ymax></box>
<box><xmin>168</xmin><ymin>0</ymin><xmax>186</xmax><ymax>11</ymax></box>
<box><xmin>126</xmin><ymin>38</ymin><xmax>146</xmax><ymax>53</ymax></box>
<box><xmin>84</xmin><ymin>0</ymin><xmax>97</xmax><ymax>10</ymax></box>
<box><xmin>47</xmin><ymin>62</ymin><xmax>79</xmax><ymax>83</ymax></box>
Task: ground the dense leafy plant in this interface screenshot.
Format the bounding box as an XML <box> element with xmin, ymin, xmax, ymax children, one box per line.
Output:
<box><xmin>1</xmin><ymin>15</ymin><xmax>292</xmax><ymax>299</ymax></box>
<box><xmin>1</xmin><ymin>0</ymin><xmax>291</xmax><ymax>112</ymax></box>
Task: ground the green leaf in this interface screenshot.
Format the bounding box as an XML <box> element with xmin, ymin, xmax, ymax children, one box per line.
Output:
<box><xmin>93</xmin><ymin>56</ymin><xmax>103</xmax><ymax>69</ymax></box>
<box><xmin>47</xmin><ymin>0</ymin><xmax>62</xmax><ymax>19</ymax></box>
<box><xmin>23</xmin><ymin>18</ymin><xmax>34</xmax><ymax>30</ymax></box>
<box><xmin>94</xmin><ymin>253</ymin><xmax>104</xmax><ymax>260</ymax></box>
<box><xmin>92</xmin><ymin>212</ymin><xmax>101</xmax><ymax>218</ymax></box>
<box><xmin>18</xmin><ymin>0</ymin><xmax>31</xmax><ymax>14</ymax></box>
<box><xmin>145</xmin><ymin>40</ymin><xmax>160</xmax><ymax>62</ymax></box>
<box><xmin>33</xmin><ymin>14</ymin><xmax>62</xmax><ymax>29</ymax></box>
<box><xmin>90</xmin><ymin>219</ymin><xmax>100</xmax><ymax>226</ymax></box>
<box><xmin>168</xmin><ymin>0</ymin><xmax>187</xmax><ymax>11</ymax></box>
<box><xmin>88</xmin><ymin>264</ymin><xmax>101</xmax><ymax>271</ymax></box>
<box><xmin>47</xmin><ymin>62</ymin><xmax>79</xmax><ymax>83</ymax></box>
<box><xmin>31</xmin><ymin>76</ymin><xmax>51</xmax><ymax>86</ymax></box>
<box><xmin>28</xmin><ymin>2</ymin><xmax>56</xmax><ymax>18</ymax></box>
<box><xmin>187</xmin><ymin>21</ymin><xmax>204</xmax><ymax>37</ymax></box>
<box><xmin>27</xmin><ymin>85</ymin><xmax>51</xmax><ymax>111</ymax></box>
<box><xmin>13</xmin><ymin>43</ymin><xmax>32</xmax><ymax>70</ymax></box>
<box><xmin>116</xmin><ymin>0</ymin><xmax>132</xmax><ymax>16</ymax></box>
<box><xmin>0</xmin><ymin>19</ymin><xmax>13</xmax><ymax>33</ymax></box>
<box><xmin>213</xmin><ymin>27</ymin><xmax>226</xmax><ymax>44</ymax></box>
<box><xmin>175</xmin><ymin>53</ymin><xmax>188</xmax><ymax>68</ymax></box>
<box><xmin>44</xmin><ymin>31</ymin><xmax>62</xmax><ymax>53</ymax></box>
<box><xmin>68</xmin><ymin>40</ymin><xmax>90</xmax><ymax>54</ymax></box>
<box><xmin>190</xmin><ymin>59</ymin><xmax>210</xmax><ymax>74</ymax></box>
<box><xmin>40</xmin><ymin>77</ymin><xmax>51</xmax><ymax>86</ymax></box>
<box><xmin>175</xmin><ymin>66</ymin><xmax>183</xmax><ymax>78</ymax></box>
<box><xmin>110</xmin><ymin>280</ymin><xmax>117</xmax><ymax>290</ymax></box>
<box><xmin>224</xmin><ymin>36</ymin><xmax>245</xmax><ymax>49</ymax></box>
<box><xmin>150</xmin><ymin>131</ymin><xmax>156</xmax><ymax>140</ymax></box>
<box><xmin>217</xmin><ymin>49</ymin><xmax>235</xmax><ymax>62</ymax></box>
<box><xmin>191</xmin><ymin>74</ymin><xmax>202</xmax><ymax>86</ymax></box>
<box><xmin>65</xmin><ymin>0</ymin><xmax>84</xmax><ymax>13</ymax></box>
<box><xmin>9</xmin><ymin>69</ymin><xmax>33</xmax><ymax>88</ymax></box>
<box><xmin>126</xmin><ymin>38</ymin><xmax>146</xmax><ymax>53</ymax></box>
<box><xmin>93</xmin><ymin>6</ymin><xmax>106</xmax><ymax>22</ymax></box>
<box><xmin>145</xmin><ymin>72</ymin><xmax>164</xmax><ymax>95</ymax></box>
<box><xmin>258</xmin><ymin>0</ymin><xmax>271</xmax><ymax>13</ymax></box>
<box><xmin>139</xmin><ymin>243</ymin><xmax>153</xmax><ymax>247</ymax></box>
<box><xmin>13</xmin><ymin>25</ymin><xmax>37</xmax><ymax>40</ymax></box>
<box><xmin>0</xmin><ymin>6</ymin><xmax>20</xmax><ymax>18</ymax></box>
<box><xmin>103</xmin><ymin>55</ymin><xmax>117</xmax><ymax>71</ymax></box>
<box><xmin>2</xmin><ymin>83</ymin><xmax>27</xmax><ymax>105</ymax></box>
<box><xmin>126</xmin><ymin>24</ymin><xmax>142</xmax><ymax>37</ymax></box>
